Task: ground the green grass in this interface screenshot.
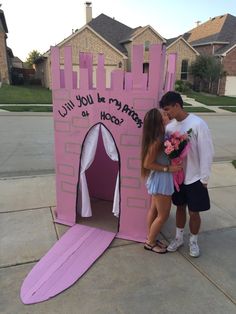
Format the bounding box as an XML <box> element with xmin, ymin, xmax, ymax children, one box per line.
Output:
<box><xmin>232</xmin><ymin>160</ymin><xmax>236</xmax><ymax>168</ymax></box>
<box><xmin>184</xmin><ymin>91</ymin><xmax>236</xmax><ymax>106</ymax></box>
<box><xmin>184</xmin><ymin>106</ymin><xmax>215</xmax><ymax>113</ymax></box>
<box><xmin>0</xmin><ymin>84</ymin><xmax>52</xmax><ymax>104</ymax></box>
<box><xmin>0</xmin><ymin>106</ymin><xmax>52</xmax><ymax>112</ymax></box>
<box><xmin>1</xmin><ymin>84</ymin><xmax>235</xmax><ymax>114</ymax></box>
<box><xmin>219</xmin><ymin>106</ymin><xmax>236</xmax><ymax>112</ymax></box>
<box><xmin>1</xmin><ymin>105</ymin><xmax>215</xmax><ymax>113</ymax></box>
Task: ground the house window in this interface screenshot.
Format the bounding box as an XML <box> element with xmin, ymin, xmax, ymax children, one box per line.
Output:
<box><xmin>181</xmin><ymin>59</ymin><xmax>188</xmax><ymax>80</ymax></box>
<box><xmin>144</xmin><ymin>41</ymin><xmax>150</xmax><ymax>51</ymax></box>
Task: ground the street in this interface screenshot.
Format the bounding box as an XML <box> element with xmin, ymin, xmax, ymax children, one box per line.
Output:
<box><xmin>0</xmin><ymin>113</ymin><xmax>54</xmax><ymax>177</ymax></box>
<box><xmin>200</xmin><ymin>114</ymin><xmax>236</xmax><ymax>161</ymax></box>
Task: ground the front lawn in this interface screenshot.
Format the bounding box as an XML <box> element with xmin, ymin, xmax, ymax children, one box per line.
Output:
<box><xmin>0</xmin><ymin>84</ymin><xmax>52</xmax><ymax>104</ymax></box>
<box><xmin>0</xmin><ymin>105</ymin><xmax>52</xmax><ymax>112</ymax></box>
<box><xmin>183</xmin><ymin>102</ymin><xmax>192</xmax><ymax>106</ymax></box>
<box><xmin>219</xmin><ymin>106</ymin><xmax>236</xmax><ymax>112</ymax></box>
<box><xmin>184</xmin><ymin>91</ymin><xmax>236</xmax><ymax>106</ymax></box>
<box><xmin>184</xmin><ymin>106</ymin><xmax>215</xmax><ymax>113</ymax></box>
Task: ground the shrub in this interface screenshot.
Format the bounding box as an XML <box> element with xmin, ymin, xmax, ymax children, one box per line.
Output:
<box><xmin>175</xmin><ymin>80</ymin><xmax>192</xmax><ymax>92</ymax></box>
<box><xmin>189</xmin><ymin>55</ymin><xmax>225</xmax><ymax>93</ymax></box>
<box><xmin>29</xmin><ymin>78</ymin><xmax>42</xmax><ymax>85</ymax></box>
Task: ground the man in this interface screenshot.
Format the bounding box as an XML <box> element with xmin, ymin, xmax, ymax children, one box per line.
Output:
<box><xmin>159</xmin><ymin>91</ymin><xmax>214</xmax><ymax>257</ymax></box>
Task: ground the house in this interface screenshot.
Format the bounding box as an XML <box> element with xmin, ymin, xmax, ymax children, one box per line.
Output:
<box><xmin>0</xmin><ymin>8</ymin><xmax>10</xmax><ymax>83</ymax></box>
<box><xmin>11</xmin><ymin>56</ymin><xmax>23</xmax><ymax>68</ymax></box>
<box><xmin>183</xmin><ymin>14</ymin><xmax>236</xmax><ymax>96</ymax></box>
<box><xmin>35</xmin><ymin>2</ymin><xmax>198</xmax><ymax>89</ymax></box>
<box><xmin>166</xmin><ymin>36</ymin><xmax>199</xmax><ymax>82</ymax></box>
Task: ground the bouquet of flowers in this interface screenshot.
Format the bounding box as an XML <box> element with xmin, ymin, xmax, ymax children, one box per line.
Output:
<box><xmin>164</xmin><ymin>128</ymin><xmax>192</xmax><ymax>191</ymax></box>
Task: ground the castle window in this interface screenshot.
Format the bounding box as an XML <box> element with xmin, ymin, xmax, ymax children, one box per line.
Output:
<box><xmin>143</xmin><ymin>62</ymin><xmax>149</xmax><ymax>73</ymax></box>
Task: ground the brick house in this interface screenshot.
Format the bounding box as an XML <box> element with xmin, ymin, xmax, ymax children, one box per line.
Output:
<box><xmin>183</xmin><ymin>14</ymin><xmax>236</xmax><ymax>96</ymax></box>
<box><xmin>35</xmin><ymin>3</ymin><xmax>198</xmax><ymax>89</ymax></box>
<box><xmin>0</xmin><ymin>8</ymin><xmax>10</xmax><ymax>84</ymax></box>
<box><xmin>166</xmin><ymin>36</ymin><xmax>199</xmax><ymax>82</ymax></box>
<box><xmin>11</xmin><ymin>56</ymin><xmax>23</xmax><ymax>68</ymax></box>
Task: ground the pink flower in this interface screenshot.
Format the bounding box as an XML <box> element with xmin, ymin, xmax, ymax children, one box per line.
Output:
<box><xmin>165</xmin><ymin>146</ymin><xmax>174</xmax><ymax>155</ymax></box>
<box><xmin>174</xmin><ymin>141</ymin><xmax>180</xmax><ymax>150</ymax></box>
<box><xmin>164</xmin><ymin>129</ymin><xmax>192</xmax><ymax>159</ymax></box>
<box><xmin>181</xmin><ymin>134</ymin><xmax>188</xmax><ymax>141</ymax></box>
<box><xmin>163</xmin><ymin>129</ymin><xmax>193</xmax><ymax>192</ymax></box>
<box><xmin>172</xmin><ymin>131</ymin><xmax>181</xmax><ymax>138</ymax></box>
<box><xmin>164</xmin><ymin>140</ymin><xmax>172</xmax><ymax>147</ymax></box>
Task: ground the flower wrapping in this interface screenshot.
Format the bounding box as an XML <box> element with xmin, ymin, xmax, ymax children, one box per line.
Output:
<box><xmin>164</xmin><ymin>129</ymin><xmax>192</xmax><ymax>191</ymax></box>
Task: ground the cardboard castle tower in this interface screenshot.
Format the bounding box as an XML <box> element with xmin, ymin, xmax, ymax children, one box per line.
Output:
<box><xmin>52</xmin><ymin>43</ymin><xmax>176</xmax><ymax>239</ymax></box>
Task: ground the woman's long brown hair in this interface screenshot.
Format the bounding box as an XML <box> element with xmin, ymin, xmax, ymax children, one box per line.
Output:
<box><xmin>141</xmin><ymin>108</ymin><xmax>165</xmax><ymax>178</ymax></box>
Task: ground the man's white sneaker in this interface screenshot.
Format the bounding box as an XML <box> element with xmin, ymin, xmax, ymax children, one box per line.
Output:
<box><xmin>189</xmin><ymin>241</ymin><xmax>200</xmax><ymax>257</ymax></box>
<box><xmin>167</xmin><ymin>238</ymin><xmax>184</xmax><ymax>252</ymax></box>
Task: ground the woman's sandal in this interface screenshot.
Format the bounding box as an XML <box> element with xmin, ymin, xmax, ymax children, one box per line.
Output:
<box><xmin>144</xmin><ymin>242</ymin><xmax>167</xmax><ymax>254</ymax></box>
<box><xmin>156</xmin><ymin>239</ymin><xmax>168</xmax><ymax>249</ymax></box>
<box><xmin>146</xmin><ymin>238</ymin><xmax>168</xmax><ymax>249</ymax></box>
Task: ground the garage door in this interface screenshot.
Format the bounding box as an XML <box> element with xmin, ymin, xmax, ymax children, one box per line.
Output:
<box><xmin>225</xmin><ymin>76</ymin><xmax>236</xmax><ymax>96</ymax></box>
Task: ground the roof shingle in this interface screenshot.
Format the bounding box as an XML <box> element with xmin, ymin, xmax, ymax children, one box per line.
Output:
<box><xmin>183</xmin><ymin>14</ymin><xmax>236</xmax><ymax>55</ymax></box>
<box><xmin>88</xmin><ymin>14</ymin><xmax>135</xmax><ymax>53</ymax></box>
<box><xmin>0</xmin><ymin>9</ymin><xmax>8</xmax><ymax>33</ymax></box>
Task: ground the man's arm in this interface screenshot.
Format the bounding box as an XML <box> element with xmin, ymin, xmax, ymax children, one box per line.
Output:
<box><xmin>197</xmin><ymin>122</ymin><xmax>214</xmax><ymax>185</ymax></box>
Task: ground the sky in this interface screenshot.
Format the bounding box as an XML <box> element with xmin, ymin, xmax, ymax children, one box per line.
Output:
<box><xmin>2</xmin><ymin>0</ymin><xmax>236</xmax><ymax>61</ymax></box>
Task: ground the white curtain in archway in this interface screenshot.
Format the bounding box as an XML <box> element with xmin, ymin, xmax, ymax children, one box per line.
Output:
<box><xmin>101</xmin><ymin>125</ymin><xmax>120</xmax><ymax>217</ymax></box>
<box><xmin>79</xmin><ymin>124</ymin><xmax>120</xmax><ymax>217</ymax></box>
<box><xmin>79</xmin><ymin>124</ymin><xmax>100</xmax><ymax>217</ymax></box>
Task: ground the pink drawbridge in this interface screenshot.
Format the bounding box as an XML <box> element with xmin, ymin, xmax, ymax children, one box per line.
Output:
<box><xmin>21</xmin><ymin>225</ymin><xmax>116</xmax><ymax>304</ymax></box>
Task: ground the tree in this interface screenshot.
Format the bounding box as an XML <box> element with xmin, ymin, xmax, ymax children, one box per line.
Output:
<box><xmin>190</xmin><ymin>55</ymin><xmax>225</xmax><ymax>93</ymax></box>
<box><xmin>26</xmin><ymin>50</ymin><xmax>42</xmax><ymax>67</ymax></box>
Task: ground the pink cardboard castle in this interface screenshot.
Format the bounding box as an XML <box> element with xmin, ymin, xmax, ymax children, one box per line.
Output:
<box><xmin>20</xmin><ymin>44</ymin><xmax>176</xmax><ymax>304</ymax></box>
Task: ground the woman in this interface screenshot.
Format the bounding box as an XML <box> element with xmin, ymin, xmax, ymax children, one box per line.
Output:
<box><xmin>141</xmin><ymin>108</ymin><xmax>182</xmax><ymax>253</ymax></box>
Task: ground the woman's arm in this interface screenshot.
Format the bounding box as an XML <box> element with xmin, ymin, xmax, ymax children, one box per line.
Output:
<box><xmin>143</xmin><ymin>140</ymin><xmax>166</xmax><ymax>172</ymax></box>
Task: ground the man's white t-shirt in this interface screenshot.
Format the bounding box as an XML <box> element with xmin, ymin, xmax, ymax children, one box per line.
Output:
<box><xmin>166</xmin><ymin>113</ymin><xmax>214</xmax><ymax>185</ymax></box>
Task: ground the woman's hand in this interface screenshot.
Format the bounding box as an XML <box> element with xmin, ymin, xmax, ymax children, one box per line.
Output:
<box><xmin>168</xmin><ymin>164</ymin><xmax>183</xmax><ymax>173</ymax></box>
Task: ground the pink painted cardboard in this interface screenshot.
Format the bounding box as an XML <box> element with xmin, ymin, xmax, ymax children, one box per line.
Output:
<box><xmin>52</xmin><ymin>44</ymin><xmax>176</xmax><ymax>241</ymax></box>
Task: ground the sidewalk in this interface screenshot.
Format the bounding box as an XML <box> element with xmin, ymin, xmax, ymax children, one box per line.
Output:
<box><xmin>0</xmin><ymin>161</ymin><xmax>236</xmax><ymax>313</ymax></box>
<box><xmin>181</xmin><ymin>94</ymin><xmax>236</xmax><ymax>114</ymax></box>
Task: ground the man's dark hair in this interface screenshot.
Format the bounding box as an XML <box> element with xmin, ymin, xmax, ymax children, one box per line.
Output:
<box><xmin>159</xmin><ymin>91</ymin><xmax>183</xmax><ymax>108</ymax></box>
